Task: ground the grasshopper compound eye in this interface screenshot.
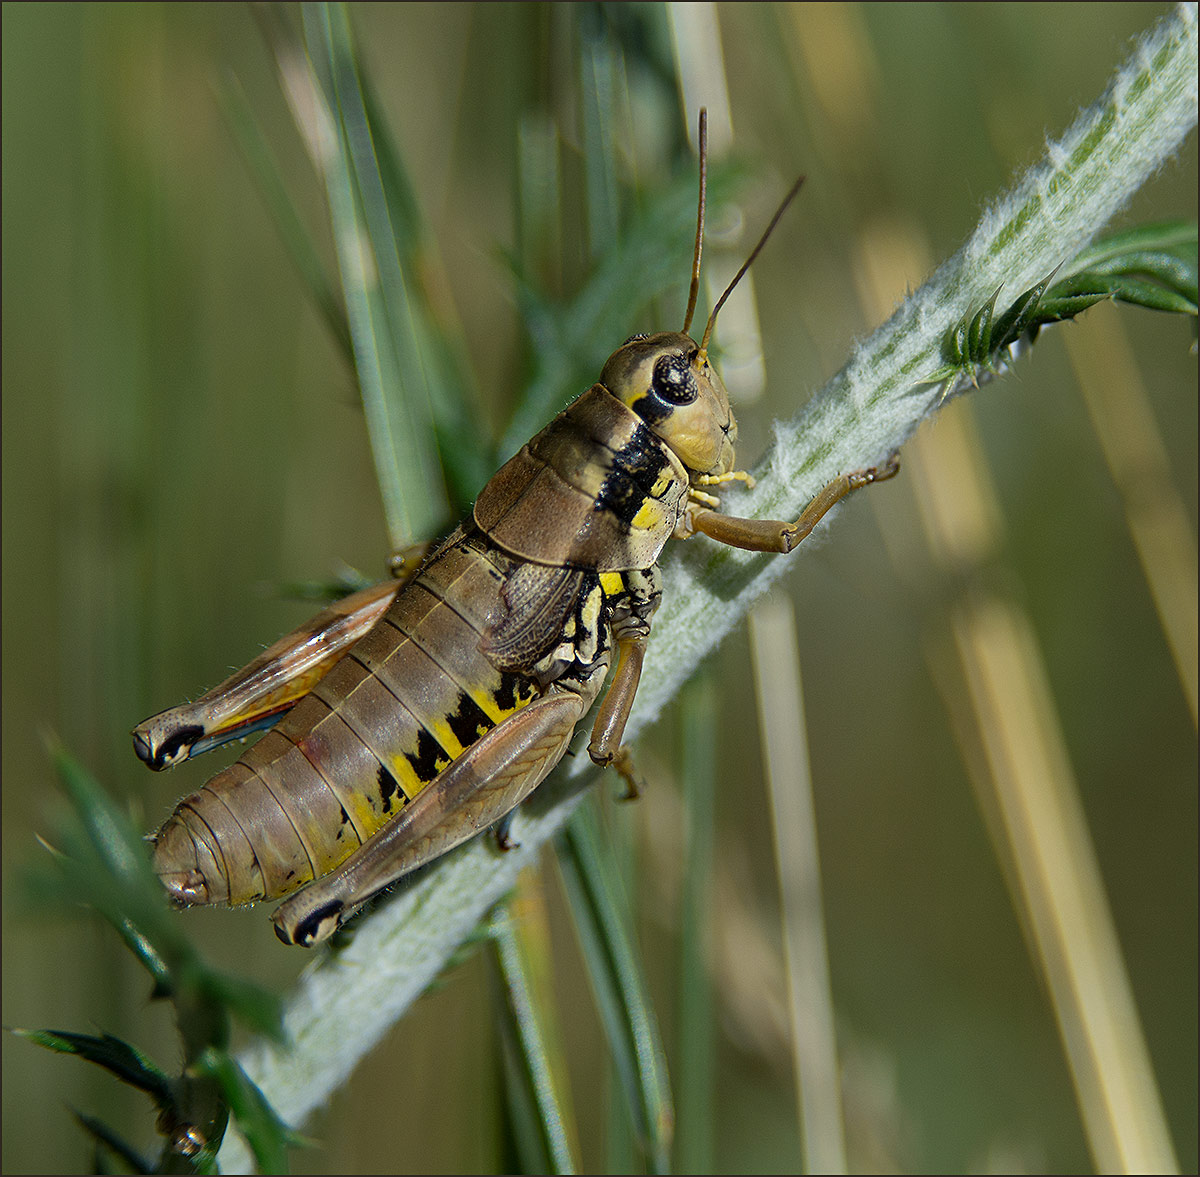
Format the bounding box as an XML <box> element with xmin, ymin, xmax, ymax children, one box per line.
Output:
<box><xmin>651</xmin><ymin>353</ymin><xmax>699</xmax><ymax>405</ymax></box>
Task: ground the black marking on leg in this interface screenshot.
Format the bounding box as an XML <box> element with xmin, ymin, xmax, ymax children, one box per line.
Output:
<box><xmin>140</xmin><ymin>723</ymin><xmax>205</xmax><ymax>769</ymax></box>
<box><xmin>282</xmin><ymin>899</ymin><xmax>345</xmax><ymax>947</ymax></box>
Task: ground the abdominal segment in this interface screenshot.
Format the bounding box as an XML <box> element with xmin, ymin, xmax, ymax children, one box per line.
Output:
<box><xmin>151</xmin><ymin>536</ymin><xmax>540</xmax><ymax>906</ymax></box>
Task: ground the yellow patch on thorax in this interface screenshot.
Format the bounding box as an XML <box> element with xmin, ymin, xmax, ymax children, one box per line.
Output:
<box><xmin>599</xmin><ymin>571</ymin><xmax>626</xmax><ymax>597</ymax></box>
<box><xmin>630</xmin><ymin>498</ymin><xmax>666</xmax><ymax>531</ymax></box>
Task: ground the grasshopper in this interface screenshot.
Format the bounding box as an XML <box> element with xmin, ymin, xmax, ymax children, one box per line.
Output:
<box><xmin>136</xmin><ymin>112</ymin><xmax>899</xmax><ymax>947</ymax></box>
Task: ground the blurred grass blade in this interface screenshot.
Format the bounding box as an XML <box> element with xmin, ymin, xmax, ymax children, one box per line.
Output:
<box><xmin>71</xmin><ymin>1110</ymin><xmax>153</xmax><ymax>1175</ymax></box>
<box><xmin>908</xmin><ymin>411</ymin><xmax>1180</xmax><ymax>1174</ymax></box>
<box><xmin>217</xmin><ymin>72</ymin><xmax>354</xmax><ymax>365</ymax></box>
<box><xmin>502</xmin><ymin>161</ymin><xmax>744</xmax><ymax>456</ymax></box>
<box><xmin>14</xmin><ymin>1029</ymin><xmax>172</xmax><ymax>1103</ymax></box>
<box><xmin>39</xmin><ymin>741</ymin><xmax>285</xmax><ymax>1049</ymax></box>
<box><xmin>42</xmin><ymin>739</ymin><xmax>189</xmax><ymax>976</ymax></box>
<box><xmin>748</xmin><ymin>596</ymin><xmax>847</xmax><ymax>1175</ymax></box>
<box><xmin>196</xmin><ymin>1046</ymin><xmax>304</xmax><ymax>1175</ymax></box>
<box><xmin>488</xmin><ymin>897</ymin><xmax>579</xmax><ymax>1175</ymax></box>
<box><xmin>355</xmin><ymin>72</ymin><xmax>493</xmax><ymax>506</ymax></box>
<box><xmin>603</xmin><ymin>776</ymin><xmax>638</xmax><ymax>1176</ymax></box>
<box><xmin>516</xmin><ymin>113</ymin><xmax>563</xmax><ymax>300</ymax></box>
<box><xmin>605</xmin><ymin>1048</ymin><xmax>636</xmax><ymax>1175</ymax></box>
<box><xmin>504</xmin><ymin>9</ymin><xmax>744</xmax><ymax>449</ymax></box>
<box><xmin>1060</xmin><ymin>303</ymin><xmax>1198</xmax><ymax>726</ymax></box>
<box><xmin>300</xmin><ymin>2</ymin><xmax>448</xmax><ymax>549</ymax></box>
<box><xmin>558</xmin><ymin>802</ymin><xmax>674</xmax><ymax>1174</ymax></box>
<box><xmin>33</xmin><ymin>745</ymin><xmax>293</xmax><ymax>1166</ymax></box>
<box><xmin>952</xmin><ymin>596</ymin><xmax>1180</xmax><ymax>1174</ymax></box>
<box><xmin>579</xmin><ymin>7</ymin><xmax>625</xmax><ymax>263</ymax></box>
<box><xmin>194</xmin><ymin>970</ymin><xmax>286</xmax><ymax>1045</ymax></box>
<box><xmin>669</xmin><ymin>4</ymin><xmax>769</xmax><ymax>405</ymax></box>
<box><xmin>256</xmin><ymin>2</ymin><xmax>489</xmax><ymax>505</ymax></box>
<box><xmin>674</xmin><ymin>672</ymin><xmax>717</xmax><ymax>1174</ymax></box>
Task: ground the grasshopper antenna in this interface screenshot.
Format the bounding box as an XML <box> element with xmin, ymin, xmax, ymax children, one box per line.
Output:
<box><xmin>681</xmin><ymin>109</ymin><xmax>708</xmax><ymax>335</ymax></box>
<box><xmin>698</xmin><ymin>170</ymin><xmax>806</xmax><ymax>355</ymax></box>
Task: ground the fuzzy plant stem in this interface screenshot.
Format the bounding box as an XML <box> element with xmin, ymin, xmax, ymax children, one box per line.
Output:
<box><xmin>219</xmin><ymin>7</ymin><xmax>1196</xmax><ymax>1168</ymax></box>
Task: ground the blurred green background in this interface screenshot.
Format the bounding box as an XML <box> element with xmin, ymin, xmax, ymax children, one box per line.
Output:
<box><xmin>3</xmin><ymin>3</ymin><xmax>1195</xmax><ymax>1173</ymax></box>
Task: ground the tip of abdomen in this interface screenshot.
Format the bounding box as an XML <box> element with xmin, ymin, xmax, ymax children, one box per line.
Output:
<box><xmin>152</xmin><ymin>814</ymin><xmax>226</xmax><ymax>906</ymax></box>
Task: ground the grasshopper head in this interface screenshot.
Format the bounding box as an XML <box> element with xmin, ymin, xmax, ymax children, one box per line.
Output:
<box><xmin>599</xmin><ymin>331</ymin><xmax>736</xmax><ymax>478</ymax></box>
<box><xmin>597</xmin><ymin>111</ymin><xmax>802</xmax><ymax>485</ymax></box>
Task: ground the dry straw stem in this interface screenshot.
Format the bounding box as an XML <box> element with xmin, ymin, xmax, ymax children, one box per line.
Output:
<box><xmin>748</xmin><ymin>597</ymin><xmax>846</xmax><ymax>1175</ymax></box>
<box><xmin>1061</xmin><ymin>308</ymin><xmax>1199</xmax><ymax>725</ymax></box>
<box><xmin>907</xmin><ymin>389</ymin><xmax>1182</xmax><ymax>1172</ymax></box>
<box><xmin>220</xmin><ymin>7</ymin><xmax>1196</xmax><ymax>1168</ymax></box>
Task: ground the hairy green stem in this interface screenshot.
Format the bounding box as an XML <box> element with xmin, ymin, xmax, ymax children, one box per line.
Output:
<box><xmin>220</xmin><ymin>7</ymin><xmax>1196</xmax><ymax>1168</ymax></box>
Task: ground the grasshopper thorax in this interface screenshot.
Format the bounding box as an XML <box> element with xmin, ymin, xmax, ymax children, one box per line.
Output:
<box><xmin>599</xmin><ymin>331</ymin><xmax>736</xmax><ymax>480</ymax></box>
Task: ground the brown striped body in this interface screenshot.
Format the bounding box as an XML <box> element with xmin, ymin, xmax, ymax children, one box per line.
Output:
<box><xmin>153</xmin><ymin>534</ymin><xmax>543</xmax><ymax>905</ymax></box>
<box><xmin>151</xmin><ymin>387</ymin><xmax>684</xmax><ymax>908</ymax></box>
<box><xmin>139</xmin><ymin>143</ymin><xmax>889</xmax><ymax>946</ymax></box>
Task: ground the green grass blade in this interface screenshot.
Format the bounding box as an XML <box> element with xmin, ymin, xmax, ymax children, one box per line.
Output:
<box><xmin>558</xmin><ymin>803</ymin><xmax>674</xmax><ymax>1174</ymax></box>
<box><xmin>674</xmin><ymin>673</ymin><xmax>717</xmax><ymax>1174</ymax></box>
<box><xmin>259</xmin><ymin>3</ymin><xmax>490</xmax><ymax>509</ymax></box>
<box><xmin>1063</xmin><ymin>219</ymin><xmax>1198</xmax><ymax>275</ymax></box>
<box><xmin>301</xmin><ymin>2</ymin><xmax>448</xmax><ymax>549</ymax></box>
<box><xmin>71</xmin><ymin>1110</ymin><xmax>154</xmax><ymax>1175</ymax></box>
<box><xmin>355</xmin><ymin>71</ymin><xmax>493</xmax><ymax>506</ymax></box>
<box><xmin>217</xmin><ymin>73</ymin><xmax>354</xmax><ymax>366</ymax></box>
<box><xmin>30</xmin><ymin>744</ymin><xmax>290</xmax><ymax>1166</ymax></box>
<box><xmin>1049</xmin><ymin>269</ymin><xmax>1197</xmax><ymax>317</ymax></box>
<box><xmin>489</xmin><ymin>903</ymin><xmax>579</xmax><ymax>1175</ymax></box>
<box><xmin>196</xmin><ymin>1047</ymin><xmax>304</xmax><ymax>1175</ymax></box>
<box><xmin>579</xmin><ymin>13</ymin><xmax>624</xmax><ymax>263</ymax></box>
<box><xmin>502</xmin><ymin>162</ymin><xmax>744</xmax><ymax>456</ymax></box>
<box><xmin>36</xmin><ymin>748</ymin><xmax>214</xmax><ymax>984</ymax></box>
<box><xmin>13</xmin><ymin>1029</ymin><xmax>172</xmax><ymax>1103</ymax></box>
